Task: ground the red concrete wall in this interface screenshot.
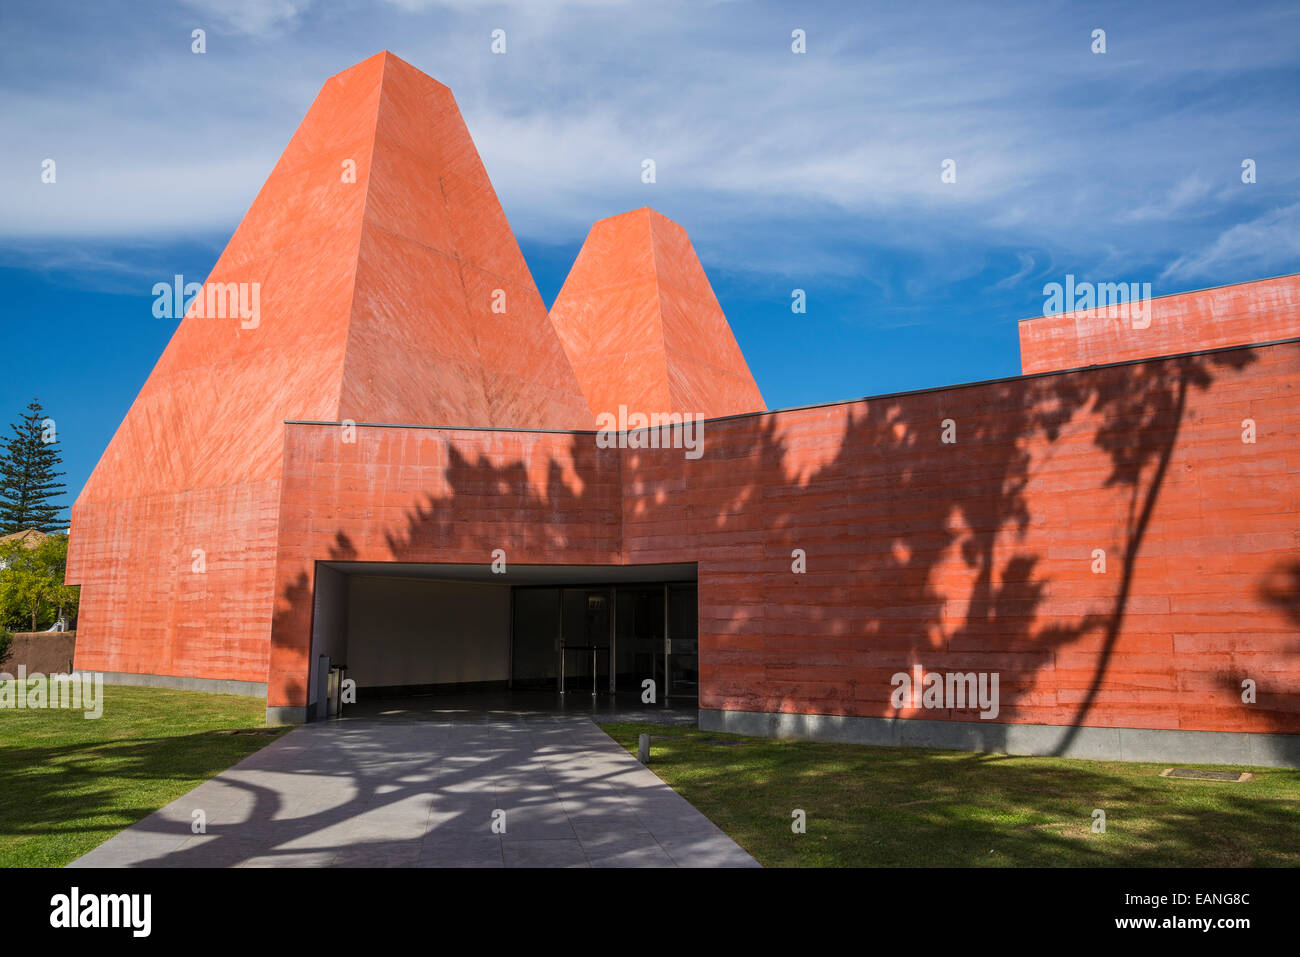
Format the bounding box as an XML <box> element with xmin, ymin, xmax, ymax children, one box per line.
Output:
<box><xmin>65</xmin><ymin>55</ymin><xmax>384</xmax><ymax>683</ymax></box>
<box><xmin>1019</xmin><ymin>273</ymin><xmax>1300</xmax><ymax>374</ymax></box>
<box><xmin>266</xmin><ymin>424</ymin><xmax>623</xmax><ymax>708</ymax></box>
<box><xmin>622</xmin><ymin>339</ymin><xmax>1300</xmax><ymax>737</ymax></box>
<box><xmin>338</xmin><ymin>53</ymin><xmax>591</xmax><ymax>430</ymax></box>
<box><xmin>258</xmin><ymin>339</ymin><xmax>1300</xmax><ymax>738</ymax></box>
<box><xmin>69</xmin><ymin>482</ymin><xmax>280</xmax><ymax>682</ymax></box>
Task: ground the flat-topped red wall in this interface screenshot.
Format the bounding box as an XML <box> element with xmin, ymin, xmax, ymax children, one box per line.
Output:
<box><xmin>253</xmin><ymin>339</ymin><xmax>1300</xmax><ymax>739</ymax></box>
<box><xmin>66</xmin><ymin>338</ymin><xmax>1299</xmax><ymax>742</ymax></box>
<box><xmin>624</xmin><ymin>339</ymin><xmax>1300</xmax><ymax>737</ymax></box>
<box><xmin>1019</xmin><ymin>273</ymin><xmax>1300</xmax><ymax>374</ymax></box>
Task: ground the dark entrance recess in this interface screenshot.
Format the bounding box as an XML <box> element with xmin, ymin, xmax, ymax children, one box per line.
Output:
<box><xmin>510</xmin><ymin>582</ymin><xmax>698</xmax><ymax>702</ymax></box>
<box><xmin>309</xmin><ymin>561</ymin><xmax>698</xmax><ymax>713</ymax></box>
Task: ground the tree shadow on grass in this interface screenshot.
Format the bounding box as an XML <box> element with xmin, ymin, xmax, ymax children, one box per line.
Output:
<box><xmin>618</xmin><ymin>726</ymin><xmax>1300</xmax><ymax>867</ymax></box>
<box><xmin>0</xmin><ymin>729</ymin><xmax>286</xmax><ymax>862</ymax></box>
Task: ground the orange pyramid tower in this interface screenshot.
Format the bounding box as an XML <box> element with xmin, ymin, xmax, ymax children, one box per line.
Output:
<box><xmin>79</xmin><ymin>51</ymin><xmax>589</xmax><ymax>508</ymax></box>
<box><xmin>337</xmin><ymin>54</ymin><xmax>593</xmax><ymax>430</ymax></box>
<box><xmin>548</xmin><ymin>207</ymin><xmax>765</xmax><ymax>421</ymax></box>
<box><xmin>67</xmin><ymin>52</ymin><xmax>591</xmax><ymax>685</ymax></box>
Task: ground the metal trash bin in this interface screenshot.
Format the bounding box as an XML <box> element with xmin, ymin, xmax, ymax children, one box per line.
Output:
<box><xmin>327</xmin><ymin>664</ymin><xmax>347</xmax><ymax>717</ymax></box>
<box><xmin>314</xmin><ymin>655</ymin><xmax>330</xmax><ymax>720</ymax></box>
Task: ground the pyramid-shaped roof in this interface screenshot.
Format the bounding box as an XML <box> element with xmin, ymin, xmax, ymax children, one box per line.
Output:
<box><xmin>548</xmin><ymin>207</ymin><xmax>765</xmax><ymax>421</ymax></box>
<box><xmin>79</xmin><ymin>51</ymin><xmax>592</xmax><ymax>504</ymax></box>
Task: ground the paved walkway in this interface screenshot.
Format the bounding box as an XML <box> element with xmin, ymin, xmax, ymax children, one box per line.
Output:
<box><xmin>69</xmin><ymin>712</ymin><xmax>758</xmax><ymax>868</ymax></box>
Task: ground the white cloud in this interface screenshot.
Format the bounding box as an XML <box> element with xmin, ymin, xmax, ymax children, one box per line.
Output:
<box><xmin>1</xmin><ymin>0</ymin><xmax>1297</xmax><ymax>289</ymax></box>
<box><xmin>1119</xmin><ymin>174</ymin><xmax>1213</xmax><ymax>224</ymax></box>
<box><xmin>178</xmin><ymin>0</ymin><xmax>317</xmax><ymax>37</ymax></box>
<box><xmin>991</xmin><ymin>253</ymin><xmax>1037</xmax><ymax>291</ymax></box>
<box><xmin>1161</xmin><ymin>201</ymin><xmax>1300</xmax><ymax>282</ymax></box>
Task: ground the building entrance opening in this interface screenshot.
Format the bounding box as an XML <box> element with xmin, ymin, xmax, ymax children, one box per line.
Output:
<box><xmin>308</xmin><ymin>562</ymin><xmax>698</xmax><ymax>717</ymax></box>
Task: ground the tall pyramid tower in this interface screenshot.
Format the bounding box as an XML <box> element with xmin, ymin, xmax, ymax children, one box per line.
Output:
<box><xmin>67</xmin><ymin>52</ymin><xmax>592</xmax><ymax>684</ymax></box>
<box><xmin>548</xmin><ymin>207</ymin><xmax>765</xmax><ymax>420</ymax></box>
<box><xmin>79</xmin><ymin>50</ymin><xmax>590</xmax><ymax>503</ymax></box>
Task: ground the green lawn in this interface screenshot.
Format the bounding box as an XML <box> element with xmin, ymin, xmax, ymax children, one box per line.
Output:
<box><xmin>0</xmin><ymin>684</ymin><xmax>287</xmax><ymax>867</ymax></box>
<box><xmin>600</xmin><ymin>722</ymin><xmax>1300</xmax><ymax>867</ymax></box>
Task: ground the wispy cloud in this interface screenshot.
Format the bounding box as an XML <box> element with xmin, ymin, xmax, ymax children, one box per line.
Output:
<box><xmin>991</xmin><ymin>253</ymin><xmax>1037</xmax><ymax>291</ymax></box>
<box><xmin>1</xmin><ymin>0</ymin><xmax>1297</xmax><ymax>292</ymax></box>
<box><xmin>1161</xmin><ymin>201</ymin><xmax>1300</xmax><ymax>282</ymax></box>
<box><xmin>1119</xmin><ymin>174</ymin><xmax>1214</xmax><ymax>223</ymax></box>
<box><xmin>178</xmin><ymin>0</ymin><xmax>318</xmax><ymax>37</ymax></box>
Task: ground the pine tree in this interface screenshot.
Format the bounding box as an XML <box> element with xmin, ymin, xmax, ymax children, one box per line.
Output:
<box><xmin>0</xmin><ymin>399</ymin><xmax>67</xmax><ymax>534</ymax></box>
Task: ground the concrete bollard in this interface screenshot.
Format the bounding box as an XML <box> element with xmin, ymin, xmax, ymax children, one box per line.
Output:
<box><xmin>637</xmin><ymin>733</ymin><xmax>650</xmax><ymax>764</ymax></box>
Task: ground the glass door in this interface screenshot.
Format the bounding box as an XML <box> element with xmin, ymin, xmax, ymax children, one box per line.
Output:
<box><xmin>613</xmin><ymin>584</ymin><xmax>697</xmax><ymax>702</ymax></box>
<box><xmin>614</xmin><ymin>586</ymin><xmax>665</xmax><ymax>697</ymax></box>
<box><xmin>560</xmin><ymin>588</ymin><xmax>611</xmax><ymax>694</ymax></box>
<box><xmin>510</xmin><ymin>587</ymin><xmax>560</xmax><ymax>689</ymax></box>
<box><xmin>666</xmin><ymin>583</ymin><xmax>699</xmax><ymax>699</ymax></box>
<box><xmin>512</xmin><ymin>583</ymin><xmax>696</xmax><ymax>701</ymax></box>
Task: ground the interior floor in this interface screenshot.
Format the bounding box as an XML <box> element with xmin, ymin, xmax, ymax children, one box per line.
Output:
<box><xmin>338</xmin><ymin>689</ymin><xmax>699</xmax><ymax>726</ymax></box>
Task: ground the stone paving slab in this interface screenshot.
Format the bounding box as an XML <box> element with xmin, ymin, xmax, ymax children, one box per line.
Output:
<box><xmin>68</xmin><ymin>713</ymin><xmax>758</xmax><ymax>868</ymax></box>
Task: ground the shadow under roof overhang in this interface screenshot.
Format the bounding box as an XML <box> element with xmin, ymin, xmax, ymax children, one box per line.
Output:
<box><xmin>317</xmin><ymin>561</ymin><xmax>697</xmax><ymax>587</ymax></box>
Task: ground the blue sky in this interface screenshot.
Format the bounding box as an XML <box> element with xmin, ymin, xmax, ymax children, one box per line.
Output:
<box><xmin>1</xmin><ymin>0</ymin><xmax>1298</xmax><ymax>512</ymax></box>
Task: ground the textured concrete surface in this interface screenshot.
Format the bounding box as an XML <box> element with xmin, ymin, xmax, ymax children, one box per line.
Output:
<box><xmin>1019</xmin><ymin>273</ymin><xmax>1300</xmax><ymax>374</ymax></box>
<box><xmin>68</xmin><ymin>713</ymin><xmax>758</xmax><ymax>869</ymax></box>
<box><xmin>89</xmin><ymin>671</ymin><xmax>267</xmax><ymax>698</ymax></box>
<box><xmin>621</xmin><ymin>339</ymin><xmax>1300</xmax><ymax>738</ymax></box>
<box><xmin>549</xmin><ymin>206</ymin><xmax>766</xmax><ymax>421</ymax></box>
<box><xmin>269</xmin><ymin>338</ymin><xmax>1300</xmax><ymax>738</ymax></box>
<box><xmin>339</xmin><ymin>53</ymin><xmax>593</xmax><ymax>432</ymax></box>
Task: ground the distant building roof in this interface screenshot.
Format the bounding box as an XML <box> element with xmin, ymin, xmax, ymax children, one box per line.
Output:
<box><xmin>0</xmin><ymin>528</ymin><xmax>49</xmax><ymax>549</ymax></box>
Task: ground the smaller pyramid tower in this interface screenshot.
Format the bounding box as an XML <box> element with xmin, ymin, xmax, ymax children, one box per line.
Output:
<box><xmin>548</xmin><ymin>207</ymin><xmax>766</xmax><ymax>421</ymax></box>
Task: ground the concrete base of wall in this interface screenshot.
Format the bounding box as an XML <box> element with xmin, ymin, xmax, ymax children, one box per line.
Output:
<box><xmin>79</xmin><ymin>670</ymin><xmax>268</xmax><ymax>699</ymax></box>
<box><xmin>266</xmin><ymin>706</ymin><xmax>309</xmax><ymax>725</ymax></box>
<box><xmin>699</xmin><ymin>708</ymin><xmax>1300</xmax><ymax>769</ymax></box>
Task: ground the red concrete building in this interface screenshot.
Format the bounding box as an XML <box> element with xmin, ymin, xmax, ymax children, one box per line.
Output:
<box><xmin>66</xmin><ymin>52</ymin><xmax>1300</xmax><ymax>766</ymax></box>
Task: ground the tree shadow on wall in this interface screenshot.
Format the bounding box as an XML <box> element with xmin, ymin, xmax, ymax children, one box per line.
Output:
<box><xmin>1253</xmin><ymin>560</ymin><xmax>1300</xmax><ymax>732</ymax></box>
<box><xmin>1043</xmin><ymin>349</ymin><xmax>1256</xmax><ymax>752</ymax></box>
<box><xmin>274</xmin><ymin>345</ymin><xmax>1274</xmax><ymax>751</ymax></box>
